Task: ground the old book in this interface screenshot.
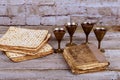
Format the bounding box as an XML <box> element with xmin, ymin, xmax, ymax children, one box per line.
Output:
<box><xmin>63</xmin><ymin>43</ymin><xmax>109</xmax><ymax>74</ymax></box>
<box><xmin>0</xmin><ymin>27</ymin><xmax>50</xmax><ymax>55</ymax></box>
<box><xmin>71</xmin><ymin>67</ymin><xmax>107</xmax><ymax>74</ymax></box>
<box><xmin>5</xmin><ymin>44</ymin><xmax>53</xmax><ymax>62</ymax></box>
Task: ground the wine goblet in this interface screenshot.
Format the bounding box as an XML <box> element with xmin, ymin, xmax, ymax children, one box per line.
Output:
<box><xmin>53</xmin><ymin>28</ymin><xmax>66</xmax><ymax>53</ymax></box>
<box><xmin>81</xmin><ymin>22</ymin><xmax>95</xmax><ymax>43</ymax></box>
<box><xmin>65</xmin><ymin>22</ymin><xmax>78</xmax><ymax>47</ymax></box>
<box><xmin>94</xmin><ymin>27</ymin><xmax>107</xmax><ymax>51</ymax></box>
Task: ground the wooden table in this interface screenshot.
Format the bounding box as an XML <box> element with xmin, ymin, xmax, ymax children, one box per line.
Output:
<box><xmin>0</xmin><ymin>26</ymin><xmax>119</xmax><ymax>80</ymax></box>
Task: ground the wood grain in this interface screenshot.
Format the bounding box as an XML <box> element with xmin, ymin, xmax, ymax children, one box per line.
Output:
<box><xmin>0</xmin><ymin>70</ymin><xmax>118</xmax><ymax>80</ymax></box>
<box><xmin>0</xmin><ymin>50</ymin><xmax>120</xmax><ymax>71</ymax></box>
<box><xmin>0</xmin><ymin>52</ymin><xmax>69</xmax><ymax>70</ymax></box>
<box><xmin>105</xmin><ymin>50</ymin><xmax>120</xmax><ymax>71</ymax></box>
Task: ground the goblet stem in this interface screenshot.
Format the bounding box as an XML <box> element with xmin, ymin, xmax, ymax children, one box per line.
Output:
<box><xmin>58</xmin><ymin>41</ymin><xmax>61</xmax><ymax>50</ymax></box>
<box><xmin>98</xmin><ymin>41</ymin><xmax>101</xmax><ymax>49</ymax></box>
<box><xmin>70</xmin><ymin>36</ymin><xmax>73</xmax><ymax>44</ymax></box>
<box><xmin>86</xmin><ymin>35</ymin><xmax>88</xmax><ymax>43</ymax></box>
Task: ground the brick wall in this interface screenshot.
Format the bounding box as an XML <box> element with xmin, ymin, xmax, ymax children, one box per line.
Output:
<box><xmin>0</xmin><ymin>0</ymin><xmax>119</xmax><ymax>27</ymax></box>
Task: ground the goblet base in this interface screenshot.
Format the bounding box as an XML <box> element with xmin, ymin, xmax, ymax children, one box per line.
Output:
<box><xmin>66</xmin><ymin>43</ymin><xmax>76</xmax><ymax>47</ymax></box>
<box><xmin>54</xmin><ymin>49</ymin><xmax>63</xmax><ymax>53</ymax></box>
<box><xmin>100</xmin><ymin>48</ymin><xmax>105</xmax><ymax>53</ymax></box>
<box><xmin>82</xmin><ymin>42</ymin><xmax>91</xmax><ymax>44</ymax></box>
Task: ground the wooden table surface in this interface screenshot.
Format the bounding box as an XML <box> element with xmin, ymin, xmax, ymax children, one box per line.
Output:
<box><xmin>0</xmin><ymin>26</ymin><xmax>119</xmax><ymax>80</ymax></box>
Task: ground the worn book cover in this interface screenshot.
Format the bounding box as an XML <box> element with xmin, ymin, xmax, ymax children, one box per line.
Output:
<box><xmin>63</xmin><ymin>43</ymin><xmax>109</xmax><ymax>74</ymax></box>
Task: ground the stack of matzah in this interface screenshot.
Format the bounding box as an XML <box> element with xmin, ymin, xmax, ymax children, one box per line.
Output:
<box><xmin>63</xmin><ymin>43</ymin><xmax>109</xmax><ymax>74</ymax></box>
<box><xmin>0</xmin><ymin>27</ymin><xmax>53</xmax><ymax>62</ymax></box>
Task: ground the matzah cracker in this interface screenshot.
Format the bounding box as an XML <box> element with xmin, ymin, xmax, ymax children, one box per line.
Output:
<box><xmin>0</xmin><ymin>31</ymin><xmax>51</xmax><ymax>55</ymax></box>
<box><xmin>5</xmin><ymin>44</ymin><xmax>53</xmax><ymax>62</ymax></box>
<box><xmin>0</xmin><ymin>27</ymin><xmax>48</xmax><ymax>49</ymax></box>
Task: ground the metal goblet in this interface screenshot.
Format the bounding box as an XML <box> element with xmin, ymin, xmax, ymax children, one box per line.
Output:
<box><xmin>81</xmin><ymin>22</ymin><xmax>95</xmax><ymax>44</ymax></box>
<box><xmin>53</xmin><ymin>28</ymin><xmax>66</xmax><ymax>53</ymax></box>
<box><xmin>94</xmin><ymin>27</ymin><xmax>107</xmax><ymax>52</ymax></box>
<box><xmin>65</xmin><ymin>22</ymin><xmax>78</xmax><ymax>47</ymax></box>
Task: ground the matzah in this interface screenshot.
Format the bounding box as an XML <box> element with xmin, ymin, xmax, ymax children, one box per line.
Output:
<box><xmin>5</xmin><ymin>44</ymin><xmax>53</xmax><ymax>62</ymax></box>
<box><xmin>0</xmin><ymin>27</ymin><xmax>50</xmax><ymax>55</ymax></box>
<box><xmin>0</xmin><ymin>34</ymin><xmax>51</xmax><ymax>55</ymax></box>
<box><xmin>0</xmin><ymin>27</ymin><xmax>48</xmax><ymax>49</ymax></box>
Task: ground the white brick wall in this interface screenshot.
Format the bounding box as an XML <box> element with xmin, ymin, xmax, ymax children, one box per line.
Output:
<box><xmin>56</xmin><ymin>16</ymin><xmax>70</xmax><ymax>26</ymax></box>
<box><xmin>0</xmin><ymin>5</ymin><xmax>7</xmax><ymax>15</ymax></box>
<box><xmin>41</xmin><ymin>16</ymin><xmax>55</xmax><ymax>26</ymax></box>
<box><xmin>0</xmin><ymin>0</ymin><xmax>119</xmax><ymax>26</ymax></box>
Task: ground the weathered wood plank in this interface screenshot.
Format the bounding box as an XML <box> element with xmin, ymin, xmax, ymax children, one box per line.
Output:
<box><xmin>50</xmin><ymin>40</ymin><xmax>120</xmax><ymax>50</ymax></box>
<box><xmin>0</xmin><ymin>70</ymin><xmax>118</xmax><ymax>80</ymax></box>
<box><xmin>105</xmin><ymin>50</ymin><xmax>120</xmax><ymax>71</ymax></box>
<box><xmin>0</xmin><ymin>50</ymin><xmax>120</xmax><ymax>71</ymax></box>
<box><xmin>0</xmin><ymin>52</ymin><xmax>69</xmax><ymax>69</ymax></box>
<box><xmin>90</xmin><ymin>41</ymin><xmax>120</xmax><ymax>49</ymax></box>
<box><xmin>117</xmin><ymin>72</ymin><xmax>120</xmax><ymax>80</ymax></box>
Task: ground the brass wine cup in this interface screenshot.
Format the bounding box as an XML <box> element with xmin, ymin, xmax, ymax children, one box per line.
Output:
<box><xmin>65</xmin><ymin>22</ymin><xmax>78</xmax><ymax>47</ymax></box>
<box><xmin>81</xmin><ymin>22</ymin><xmax>95</xmax><ymax>43</ymax></box>
<box><xmin>53</xmin><ymin>28</ymin><xmax>66</xmax><ymax>53</ymax></box>
<box><xmin>94</xmin><ymin>27</ymin><xmax>107</xmax><ymax>51</ymax></box>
